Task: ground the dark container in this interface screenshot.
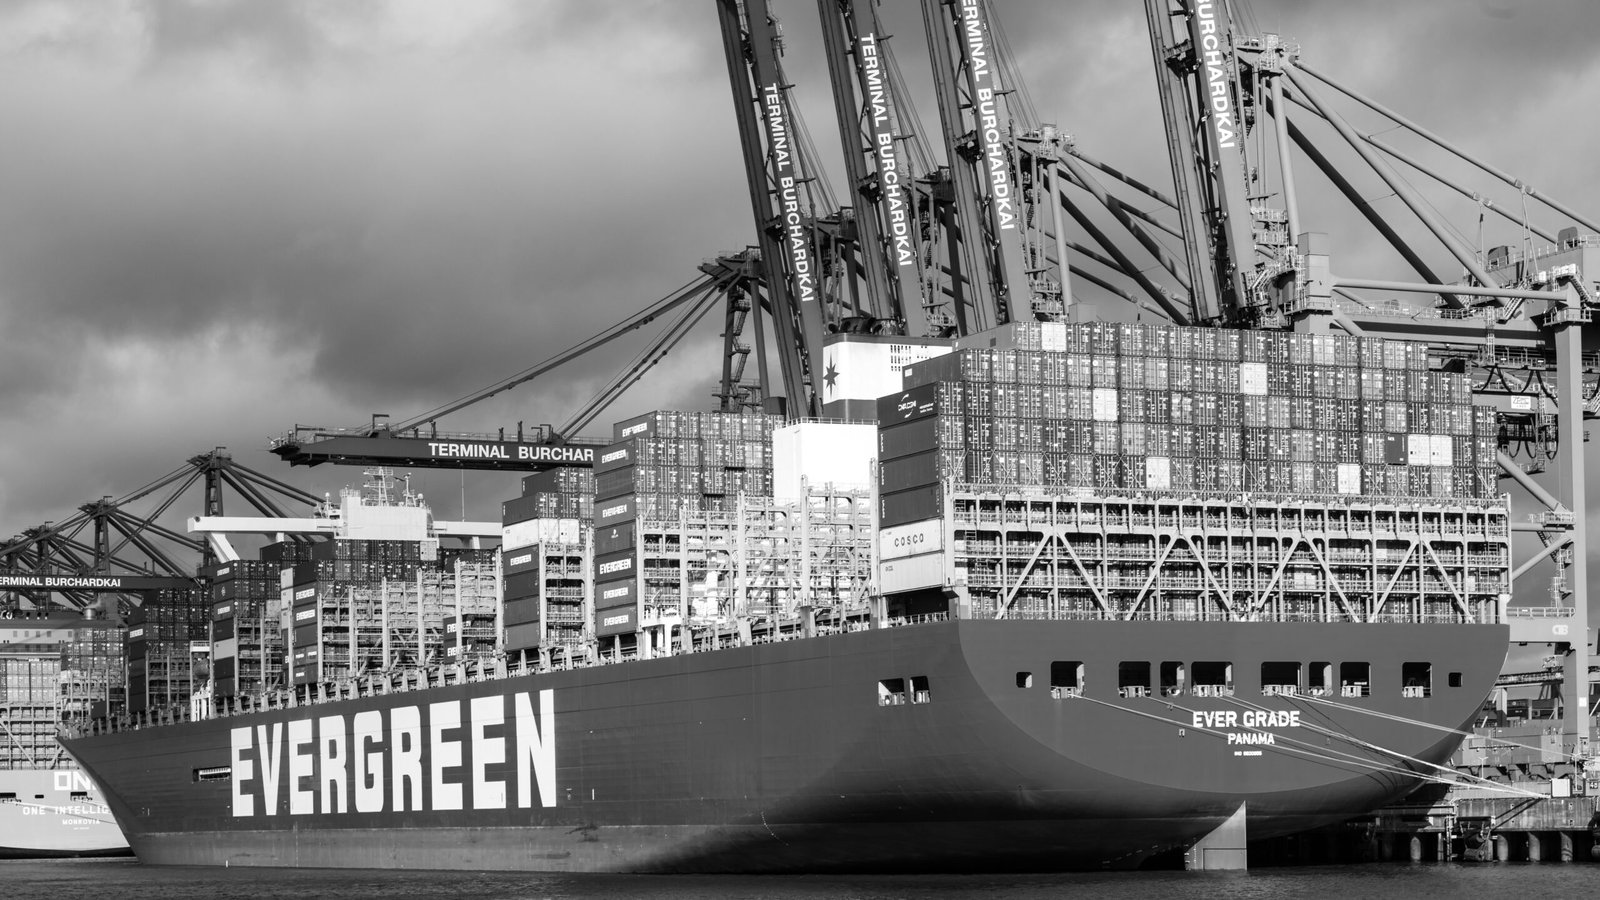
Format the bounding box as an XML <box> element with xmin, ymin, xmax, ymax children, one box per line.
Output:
<box><xmin>501</xmin><ymin>493</ymin><xmax>548</xmax><ymax>526</ymax></box>
<box><xmin>504</xmin><ymin>570</ymin><xmax>542</xmax><ymax>601</ymax></box>
<box><xmin>595</xmin><ymin>521</ymin><xmax>637</xmax><ymax>556</ymax></box>
<box><xmin>879</xmin><ymin>450</ymin><xmax>942</xmax><ymax>494</ymax></box>
<box><xmin>596</xmin><ymin>578</ymin><xmax>637</xmax><ymax>611</ymax></box>
<box><xmin>504</xmin><ymin>597</ymin><xmax>541</xmax><ymax>627</ymax></box>
<box><xmin>594</xmin><ymin>548</ymin><xmax>636</xmax><ymax>583</ymax></box>
<box><xmin>504</xmin><ymin>621</ymin><xmax>542</xmax><ymax>651</ymax></box>
<box><xmin>594</xmin><ymin>466</ymin><xmax>639</xmax><ymax>501</ymax></box>
<box><xmin>876</xmin><ymin>381</ymin><xmax>945</xmax><ymax>426</ymax></box>
<box><xmin>594</xmin><ymin>495</ymin><xmax>637</xmax><ymax>529</ymax></box>
<box><xmin>878</xmin><ymin>416</ymin><xmax>941</xmax><ymax>462</ymax></box>
<box><xmin>613</xmin><ymin>413</ymin><xmax>659</xmax><ymax>443</ymax></box>
<box><xmin>595</xmin><ymin>605</ymin><xmax>636</xmax><ymax>637</ymax></box>
<box><xmin>595</xmin><ymin>440</ymin><xmax>638</xmax><ymax>475</ymax></box>
<box><xmin>502</xmin><ymin>547</ymin><xmax>539</xmax><ymax>577</ymax></box>
<box><xmin>880</xmin><ymin>484</ymin><xmax>943</xmax><ymax>529</ymax></box>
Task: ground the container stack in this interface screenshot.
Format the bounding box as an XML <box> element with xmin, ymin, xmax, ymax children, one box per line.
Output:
<box><xmin>501</xmin><ymin>540</ymin><xmax>587</xmax><ymax>660</ymax></box>
<box><xmin>282</xmin><ymin>539</ymin><xmax>426</xmax><ymax>686</ymax></box>
<box><xmin>126</xmin><ymin>587</ymin><xmax>209</xmax><ymax>714</ymax></box>
<box><xmin>505</xmin><ymin>468</ymin><xmax>595</xmax><ymax>523</ymax></box>
<box><xmin>0</xmin><ymin>654</ymin><xmax>58</xmax><ymax>767</ymax></box>
<box><xmin>58</xmin><ymin>621</ymin><xmax>126</xmax><ymax>721</ymax></box>
<box><xmin>280</xmin><ymin>539</ymin><xmax>499</xmax><ymax>686</ymax></box>
<box><xmin>347</xmin><ymin>561</ymin><xmax>499</xmax><ymax>674</ymax></box>
<box><xmin>501</xmin><ymin>470</ymin><xmax>588</xmax><ymax>657</ymax></box>
<box><xmin>872</xmin><ymin>321</ymin><xmax>1510</xmax><ymax>625</ymax></box>
<box><xmin>205</xmin><ymin>560</ymin><xmax>284</xmax><ymax>699</ymax></box>
<box><xmin>442</xmin><ymin>611</ymin><xmax>497</xmax><ymax>663</ymax></box>
<box><xmin>898</xmin><ymin>321</ymin><xmax>1496</xmax><ymax>500</ymax></box>
<box><xmin>591</xmin><ymin>410</ymin><xmax>783</xmax><ymax>645</ymax></box>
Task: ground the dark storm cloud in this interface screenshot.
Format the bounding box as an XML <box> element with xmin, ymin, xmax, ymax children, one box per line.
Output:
<box><xmin>0</xmin><ymin>0</ymin><xmax>749</xmax><ymax>410</ymax></box>
<box><xmin>140</xmin><ymin>0</ymin><xmax>325</xmax><ymax>70</ymax></box>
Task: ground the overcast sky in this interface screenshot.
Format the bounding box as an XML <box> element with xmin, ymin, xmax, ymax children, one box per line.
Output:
<box><xmin>1</xmin><ymin>1</ymin><xmax>1596</xmax><ymax>586</ymax></box>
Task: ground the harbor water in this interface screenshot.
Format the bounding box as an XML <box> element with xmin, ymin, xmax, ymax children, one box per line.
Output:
<box><xmin>4</xmin><ymin>859</ymin><xmax>1598</xmax><ymax>900</ymax></box>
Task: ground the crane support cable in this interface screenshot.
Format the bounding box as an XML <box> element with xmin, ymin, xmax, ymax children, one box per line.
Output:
<box><xmin>1063</xmin><ymin>146</ymin><xmax>1181</xmax><ymax>212</ymax></box>
<box><xmin>1296</xmin><ymin>62</ymin><xmax>1600</xmax><ymax>237</ymax></box>
<box><xmin>1059</xmin><ymin>155</ymin><xmax>1191</xmax><ymax>290</ymax></box>
<box><xmin>388</xmin><ymin>272</ymin><xmax>729</xmax><ymax>436</ymax></box>
<box><xmin>1283</xmin><ymin>66</ymin><xmax>1493</xmax><ymax>303</ymax></box>
<box><xmin>558</xmin><ymin>284</ymin><xmax>726</xmax><ymax>438</ymax></box>
<box><xmin>1059</xmin><ymin>190</ymin><xmax>1192</xmax><ymax>324</ymax></box>
<box><xmin>1279</xmin><ymin>91</ymin><xmax>1559</xmax><ymax>244</ymax></box>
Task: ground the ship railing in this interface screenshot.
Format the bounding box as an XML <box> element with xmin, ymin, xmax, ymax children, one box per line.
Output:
<box><xmin>1504</xmin><ymin>606</ymin><xmax>1578</xmax><ymax>618</ymax></box>
<box><xmin>880</xmin><ymin>612</ymin><xmax>950</xmax><ymax>628</ymax></box>
<box><xmin>1049</xmin><ymin>686</ymin><xmax>1083</xmax><ymax>699</ymax></box>
<box><xmin>1262</xmin><ymin>684</ymin><xmax>1298</xmax><ymax>696</ymax></box>
<box><xmin>1190</xmin><ymin>684</ymin><xmax>1235</xmax><ymax>697</ymax></box>
<box><xmin>1118</xmin><ymin>686</ymin><xmax>1149</xmax><ymax>699</ymax></box>
<box><xmin>1341</xmin><ymin>683</ymin><xmax>1371</xmax><ymax>697</ymax></box>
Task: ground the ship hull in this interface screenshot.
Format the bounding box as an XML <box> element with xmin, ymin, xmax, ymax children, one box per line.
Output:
<box><xmin>0</xmin><ymin>768</ymin><xmax>131</xmax><ymax>858</ymax></box>
<box><xmin>64</xmin><ymin>619</ymin><xmax>1507</xmax><ymax>871</ymax></box>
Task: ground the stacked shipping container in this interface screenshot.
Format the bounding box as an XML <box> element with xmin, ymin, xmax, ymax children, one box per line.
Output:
<box><xmin>126</xmin><ymin>588</ymin><xmax>209</xmax><ymax>714</ymax></box>
<box><xmin>58</xmin><ymin>622</ymin><xmax>125</xmax><ymax>721</ymax></box>
<box><xmin>281</xmin><ymin>540</ymin><xmax>496</xmax><ymax>686</ymax></box>
<box><xmin>898</xmin><ymin>321</ymin><xmax>1497</xmax><ymax>500</ymax></box>
<box><xmin>502</xmin><ymin>468</ymin><xmax>591</xmax><ymax>655</ymax></box>
<box><xmin>591</xmin><ymin>410</ymin><xmax>783</xmax><ymax>644</ymax></box>
<box><xmin>206</xmin><ymin>560</ymin><xmax>285</xmax><ymax>699</ymax></box>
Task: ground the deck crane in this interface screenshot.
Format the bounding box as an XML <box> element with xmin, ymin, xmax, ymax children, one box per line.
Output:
<box><xmin>272</xmin><ymin>254</ymin><xmax>762</xmax><ymax>471</ymax></box>
<box><xmin>1145</xmin><ymin>0</ymin><xmax>1599</xmax><ymax>749</ymax></box>
<box><xmin>919</xmin><ymin>0</ymin><xmax>1069</xmax><ymax>328</ymax></box>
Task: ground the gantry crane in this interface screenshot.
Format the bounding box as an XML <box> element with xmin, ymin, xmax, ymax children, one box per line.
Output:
<box><xmin>1144</xmin><ymin>0</ymin><xmax>1598</xmax><ymax>749</ymax></box>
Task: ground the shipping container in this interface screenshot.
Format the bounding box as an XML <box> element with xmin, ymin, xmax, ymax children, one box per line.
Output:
<box><xmin>594</xmin><ymin>548</ymin><xmax>636</xmax><ymax>583</ymax></box>
<box><xmin>596</xmin><ymin>578</ymin><xmax>638</xmax><ymax>610</ymax></box>
<box><xmin>503</xmin><ymin>597</ymin><xmax>541</xmax><ymax>627</ymax></box>
<box><xmin>880</xmin><ymin>484</ymin><xmax>943</xmax><ymax>529</ymax></box>
<box><xmin>879</xmin><ymin>415</ymin><xmax>942</xmax><ymax>462</ymax></box>
<box><xmin>594</xmin><ymin>495</ymin><xmax>638</xmax><ymax>529</ymax></box>
<box><xmin>595</xmin><ymin>606</ymin><xmax>636</xmax><ymax>637</ymax></box>
<box><xmin>880</xmin><ymin>519</ymin><xmax>944</xmax><ymax>561</ymax></box>
<box><xmin>502</xmin><ymin>547</ymin><xmax>539</xmax><ymax>576</ymax></box>
<box><xmin>504</xmin><ymin>621</ymin><xmax>542</xmax><ymax>651</ymax></box>
<box><xmin>504</xmin><ymin>570</ymin><xmax>542</xmax><ymax>601</ymax></box>
<box><xmin>595</xmin><ymin>521</ymin><xmax>636</xmax><ymax>556</ymax></box>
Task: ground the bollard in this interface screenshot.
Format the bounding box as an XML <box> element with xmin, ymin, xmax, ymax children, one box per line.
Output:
<box><xmin>1494</xmin><ymin>834</ymin><xmax>1511</xmax><ymax>862</ymax></box>
<box><xmin>1409</xmin><ymin>835</ymin><xmax>1423</xmax><ymax>862</ymax></box>
<box><xmin>1526</xmin><ymin>832</ymin><xmax>1541</xmax><ymax>863</ymax></box>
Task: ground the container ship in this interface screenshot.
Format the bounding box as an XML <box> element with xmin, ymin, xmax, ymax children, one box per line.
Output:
<box><xmin>59</xmin><ymin>321</ymin><xmax>1514</xmax><ymax>871</ymax></box>
<box><xmin>0</xmin><ymin>612</ymin><xmax>129</xmax><ymax>857</ymax></box>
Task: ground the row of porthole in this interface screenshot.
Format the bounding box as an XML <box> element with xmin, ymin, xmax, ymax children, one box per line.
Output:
<box><xmin>1016</xmin><ymin>660</ymin><xmax>1462</xmax><ymax>698</ymax></box>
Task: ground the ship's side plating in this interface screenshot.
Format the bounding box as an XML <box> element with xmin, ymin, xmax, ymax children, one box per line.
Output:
<box><xmin>64</xmin><ymin>618</ymin><xmax>1506</xmax><ymax>872</ymax></box>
